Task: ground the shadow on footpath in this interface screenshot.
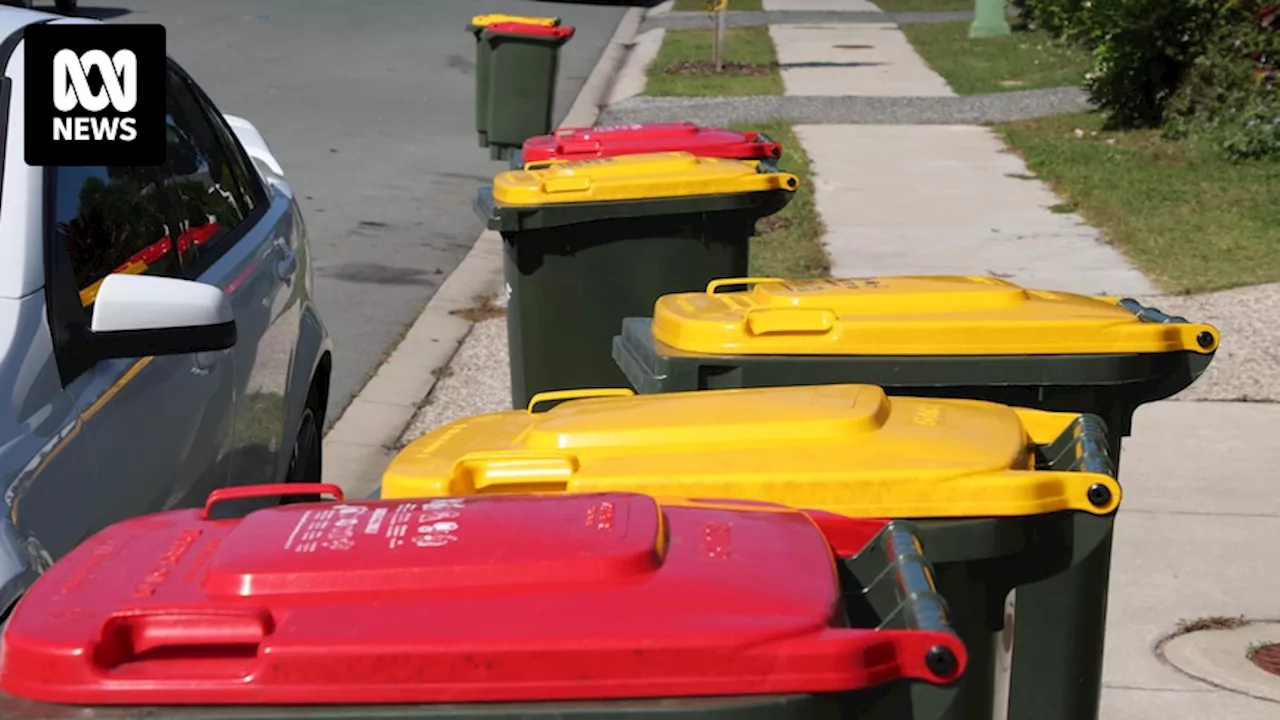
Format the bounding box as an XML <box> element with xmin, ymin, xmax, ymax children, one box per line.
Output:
<box><xmin>780</xmin><ymin>61</ymin><xmax>888</xmax><ymax>69</ymax></box>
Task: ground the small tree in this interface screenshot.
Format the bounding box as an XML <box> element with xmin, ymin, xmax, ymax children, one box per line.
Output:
<box><xmin>708</xmin><ymin>0</ymin><xmax>728</xmax><ymax>72</ymax></box>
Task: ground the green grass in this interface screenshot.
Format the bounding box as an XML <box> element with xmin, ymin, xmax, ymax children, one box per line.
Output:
<box><xmin>673</xmin><ymin>0</ymin><xmax>764</xmax><ymax>10</ymax></box>
<box><xmin>872</xmin><ymin>0</ymin><xmax>973</xmax><ymax>10</ymax></box>
<box><xmin>901</xmin><ymin>22</ymin><xmax>1091</xmax><ymax>94</ymax></box>
<box><xmin>996</xmin><ymin>113</ymin><xmax>1280</xmax><ymax>294</ymax></box>
<box><xmin>738</xmin><ymin>121</ymin><xmax>830</xmax><ymax>279</ymax></box>
<box><xmin>645</xmin><ymin>27</ymin><xmax>783</xmax><ymax>96</ymax></box>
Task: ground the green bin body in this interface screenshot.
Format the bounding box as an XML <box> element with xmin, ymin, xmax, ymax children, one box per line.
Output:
<box><xmin>832</xmin><ymin>415</ymin><xmax>1115</xmax><ymax>720</ymax></box>
<box><xmin>476</xmin><ymin>188</ymin><xmax>794</xmax><ymax>410</ymax></box>
<box><xmin>0</xmin><ymin>693</ymin><xmax>848</xmax><ymax>720</ymax></box>
<box><xmin>613</xmin><ymin>299</ymin><xmax>1214</xmax><ymax>720</ymax></box>
<box><xmin>467</xmin><ymin>23</ymin><xmax>491</xmax><ymax>148</ymax></box>
<box><xmin>482</xmin><ymin>25</ymin><xmax>574</xmax><ymax>160</ymax></box>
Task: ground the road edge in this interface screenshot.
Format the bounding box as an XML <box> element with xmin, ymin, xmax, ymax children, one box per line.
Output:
<box><xmin>322</xmin><ymin>6</ymin><xmax>645</xmax><ymax>498</ymax></box>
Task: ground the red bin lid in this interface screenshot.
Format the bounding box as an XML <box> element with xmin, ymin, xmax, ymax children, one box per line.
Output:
<box><xmin>484</xmin><ymin>22</ymin><xmax>575</xmax><ymax>40</ymax></box>
<box><xmin>0</xmin><ymin>488</ymin><xmax>958</xmax><ymax>707</ymax></box>
<box><xmin>521</xmin><ymin>122</ymin><xmax>783</xmax><ymax>163</ymax></box>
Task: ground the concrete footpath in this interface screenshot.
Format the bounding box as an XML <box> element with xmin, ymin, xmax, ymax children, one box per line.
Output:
<box><xmin>329</xmin><ymin>3</ymin><xmax>1280</xmax><ymax>717</ymax></box>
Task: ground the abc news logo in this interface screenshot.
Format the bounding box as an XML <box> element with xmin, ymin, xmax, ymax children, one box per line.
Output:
<box><xmin>53</xmin><ymin>48</ymin><xmax>139</xmax><ymax>142</ymax></box>
<box><xmin>25</xmin><ymin>24</ymin><xmax>165</xmax><ymax>166</ymax></box>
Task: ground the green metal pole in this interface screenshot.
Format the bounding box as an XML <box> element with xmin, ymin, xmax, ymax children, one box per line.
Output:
<box><xmin>970</xmin><ymin>0</ymin><xmax>1011</xmax><ymax>38</ymax></box>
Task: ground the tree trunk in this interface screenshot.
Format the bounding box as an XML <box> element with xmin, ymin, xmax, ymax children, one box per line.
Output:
<box><xmin>713</xmin><ymin>2</ymin><xmax>727</xmax><ymax>73</ymax></box>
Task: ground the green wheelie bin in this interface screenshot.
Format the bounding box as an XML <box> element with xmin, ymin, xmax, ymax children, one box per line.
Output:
<box><xmin>466</xmin><ymin>14</ymin><xmax>560</xmax><ymax>149</ymax></box>
<box><xmin>1</xmin><ymin>483</ymin><xmax>968</xmax><ymax>720</ymax></box>
<box><xmin>382</xmin><ymin>383</ymin><xmax>1123</xmax><ymax>720</ymax></box>
<box><xmin>611</xmin><ymin>275</ymin><xmax>1220</xmax><ymax>720</ymax></box>
<box><xmin>474</xmin><ymin>153</ymin><xmax>798</xmax><ymax>409</ymax></box>
<box><xmin>481</xmin><ymin>22</ymin><xmax>576</xmax><ymax>160</ymax></box>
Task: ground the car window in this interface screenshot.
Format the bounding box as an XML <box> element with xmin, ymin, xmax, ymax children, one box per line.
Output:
<box><xmin>51</xmin><ymin>166</ymin><xmax>181</xmax><ymax>308</ymax></box>
<box><xmin>157</xmin><ymin>63</ymin><xmax>263</xmax><ymax>276</ymax></box>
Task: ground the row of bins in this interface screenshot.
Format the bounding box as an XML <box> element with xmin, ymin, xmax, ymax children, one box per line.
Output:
<box><xmin>382</xmin><ymin>382</ymin><xmax>1128</xmax><ymax>720</ymax></box>
<box><xmin>455</xmin><ymin>120</ymin><xmax>1219</xmax><ymax>720</ymax></box>
<box><xmin>0</xmin><ymin>117</ymin><xmax>1220</xmax><ymax>720</ymax></box>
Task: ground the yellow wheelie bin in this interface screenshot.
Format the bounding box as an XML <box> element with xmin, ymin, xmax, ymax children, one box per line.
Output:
<box><xmin>476</xmin><ymin>153</ymin><xmax>797</xmax><ymax>409</ymax></box>
<box><xmin>383</xmin><ymin>383</ymin><xmax>1123</xmax><ymax>720</ymax></box>
<box><xmin>609</xmin><ymin>275</ymin><xmax>1219</xmax><ymax>720</ymax></box>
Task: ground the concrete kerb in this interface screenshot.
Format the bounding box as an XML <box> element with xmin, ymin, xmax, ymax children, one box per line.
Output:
<box><xmin>609</xmin><ymin>26</ymin><xmax>664</xmax><ymax>105</ymax></box>
<box><xmin>648</xmin><ymin>0</ymin><xmax>675</xmax><ymax>16</ymax></box>
<box><xmin>321</xmin><ymin>6</ymin><xmax>646</xmax><ymax>500</ymax></box>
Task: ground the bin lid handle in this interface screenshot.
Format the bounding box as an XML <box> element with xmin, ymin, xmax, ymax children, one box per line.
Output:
<box><xmin>102</xmin><ymin>606</ymin><xmax>273</xmax><ymax>656</ymax></box>
<box><xmin>744</xmin><ymin>307</ymin><xmax>836</xmax><ymax>336</ymax></box>
<box><xmin>705</xmin><ymin>277</ymin><xmax>784</xmax><ymax>295</ymax></box>
<box><xmin>451</xmin><ymin>451</ymin><xmax>579</xmax><ymax>492</ymax></box>
<box><xmin>201</xmin><ymin>483</ymin><xmax>344</xmax><ymax>519</ymax></box>
<box><xmin>527</xmin><ymin>388</ymin><xmax>635</xmax><ymax>413</ymax></box>
<box><xmin>559</xmin><ymin>139</ymin><xmax>603</xmax><ymax>155</ymax></box>
<box><xmin>541</xmin><ymin>175</ymin><xmax>592</xmax><ymax>194</ymax></box>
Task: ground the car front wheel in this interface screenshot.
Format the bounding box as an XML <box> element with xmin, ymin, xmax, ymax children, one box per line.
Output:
<box><xmin>54</xmin><ymin>0</ymin><xmax>76</xmax><ymax>13</ymax></box>
<box><xmin>281</xmin><ymin>385</ymin><xmax>324</xmax><ymax>504</ymax></box>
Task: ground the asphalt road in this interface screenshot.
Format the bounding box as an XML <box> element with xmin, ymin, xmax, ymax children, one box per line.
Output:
<box><xmin>82</xmin><ymin>0</ymin><xmax>627</xmax><ymax>421</ymax></box>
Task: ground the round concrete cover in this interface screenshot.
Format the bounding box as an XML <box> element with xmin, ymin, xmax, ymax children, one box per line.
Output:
<box><xmin>1161</xmin><ymin>621</ymin><xmax>1280</xmax><ymax>702</ymax></box>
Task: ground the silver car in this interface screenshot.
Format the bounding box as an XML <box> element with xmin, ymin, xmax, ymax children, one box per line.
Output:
<box><xmin>0</xmin><ymin>8</ymin><xmax>333</xmax><ymax>614</ymax></box>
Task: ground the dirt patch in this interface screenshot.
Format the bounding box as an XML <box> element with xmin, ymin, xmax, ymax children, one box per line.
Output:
<box><xmin>663</xmin><ymin>60</ymin><xmax>777</xmax><ymax>77</ymax></box>
<box><xmin>450</xmin><ymin>295</ymin><xmax>506</xmax><ymax>323</ymax></box>
<box><xmin>755</xmin><ymin>214</ymin><xmax>793</xmax><ymax>234</ymax></box>
<box><xmin>1174</xmin><ymin>616</ymin><xmax>1251</xmax><ymax>636</ymax></box>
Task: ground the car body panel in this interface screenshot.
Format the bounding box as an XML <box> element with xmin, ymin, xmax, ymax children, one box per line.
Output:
<box><xmin>0</xmin><ymin>7</ymin><xmax>331</xmax><ymax>611</ymax></box>
<box><xmin>217</xmin><ymin>184</ymin><xmax>299</xmax><ymax>488</ymax></box>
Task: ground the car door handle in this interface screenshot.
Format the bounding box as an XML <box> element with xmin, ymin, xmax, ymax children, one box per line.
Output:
<box><xmin>275</xmin><ymin>250</ymin><xmax>298</xmax><ymax>282</ymax></box>
<box><xmin>194</xmin><ymin>348</ymin><xmax>230</xmax><ymax>372</ymax></box>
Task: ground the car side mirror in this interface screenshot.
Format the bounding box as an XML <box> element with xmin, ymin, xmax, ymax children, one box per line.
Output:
<box><xmin>222</xmin><ymin>114</ymin><xmax>287</xmax><ymax>189</ymax></box>
<box><xmin>88</xmin><ymin>274</ymin><xmax>236</xmax><ymax>361</ymax></box>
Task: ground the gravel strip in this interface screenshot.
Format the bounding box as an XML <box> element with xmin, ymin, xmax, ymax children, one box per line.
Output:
<box><xmin>598</xmin><ymin>88</ymin><xmax>1091</xmax><ymax>126</ymax></box>
<box><xmin>640</xmin><ymin>10</ymin><xmax>980</xmax><ymax>31</ymax></box>
<box><xmin>398</xmin><ymin>317</ymin><xmax>511</xmax><ymax>447</ymax></box>
<box><xmin>1138</xmin><ymin>284</ymin><xmax>1280</xmax><ymax>403</ymax></box>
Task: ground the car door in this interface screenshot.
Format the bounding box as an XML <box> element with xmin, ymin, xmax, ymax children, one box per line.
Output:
<box><xmin>157</xmin><ymin>61</ymin><xmax>298</xmax><ymax>491</ymax></box>
<box><xmin>43</xmin><ymin>161</ymin><xmax>237</xmax><ymax>530</ymax></box>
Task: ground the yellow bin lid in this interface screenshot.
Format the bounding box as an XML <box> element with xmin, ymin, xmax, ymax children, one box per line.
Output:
<box><xmin>649</xmin><ymin>275</ymin><xmax>1220</xmax><ymax>356</ymax></box>
<box><xmin>491</xmin><ymin>152</ymin><xmax>800</xmax><ymax>206</ymax></box>
<box><xmin>470</xmin><ymin>14</ymin><xmax>560</xmax><ymax>28</ymax></box>
<box><xmin>382</xmin><ymin>384</ymin><xmax>1120</xmax><ymax>519</ymax></box>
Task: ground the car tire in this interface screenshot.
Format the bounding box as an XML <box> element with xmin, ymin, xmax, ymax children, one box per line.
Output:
<box><xmin>54</xmin><ymin>0</ymin><xmax>77</xmax><ymax>12</ymax></box>
<box><xmin>280</xmin><ymin>384</ymin><xmax>324</xmax><ymax>504</ymax></box>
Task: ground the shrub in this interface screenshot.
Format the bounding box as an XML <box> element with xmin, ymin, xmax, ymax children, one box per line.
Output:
<box><xmin>1015</xmin><ymin>0</ymin><xmax>1279</xmax><ymax>157</ymax></box>
<box><xmin>1166</xmin><ymin>3</ymin><xmax>1280</xmax><ymax>159</ymax></box>
<box><xmin>1073</xmin><ymin>0</ymin><xmax>1221</xmax><ymax>128</ymax></box>
<box><xmin>1017</xmin><ymin>0</ymin><xmax>1088</xmax><ymax>39</ymax></box>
